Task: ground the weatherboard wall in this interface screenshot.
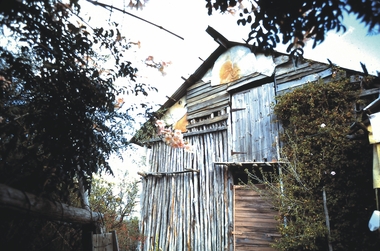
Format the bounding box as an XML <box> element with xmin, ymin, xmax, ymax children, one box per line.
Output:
<box><xmin>186</xmin><ymin>79</ymin><xmax>230</xmax><ymax>131</ymax></box>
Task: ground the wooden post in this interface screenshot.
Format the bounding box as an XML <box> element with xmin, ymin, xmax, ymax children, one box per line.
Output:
<box><xmin>376</xmin><ymin>188</ymin><xmax>379</xmax><ymax>211</ymax></box>
<box><xmin>78</xmin><ymin>165</ymin><xmax>90</xmax><ymax>211</ymax></box>
<box><xmin>233</xmin><ymin>185</ymin><xmax>236</xmax><ymax>251</ymax></box>
<box><xmin>323</xmin><ymin>187</ymin><xmax>333</xmax><ymax>251</ymax></box>
<box><xmin>110</xmin><ymin>231</ymin><xmax>119</xmax><ymax>251</ymax></box>
<box><xmin>0</xmin><ymin>183</ymin><xmax>102</xmax><ymax>224</ymax></box>
<box><xmin>276</xmin><ymin>136</ymin><xmax>287</xmax><ymax>227</ymax></box>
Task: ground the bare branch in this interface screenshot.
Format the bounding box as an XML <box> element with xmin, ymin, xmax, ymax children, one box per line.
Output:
<box><xmin>86</xmin><ymin>0</ymin><xmax>184</xmax><ymax>40</ymax></box>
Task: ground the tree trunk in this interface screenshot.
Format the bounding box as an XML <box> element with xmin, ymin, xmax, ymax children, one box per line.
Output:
<box><xmin>0</xmin><ymin>183</ymin><xmax>102</xmax><ymax>224</ymax></box>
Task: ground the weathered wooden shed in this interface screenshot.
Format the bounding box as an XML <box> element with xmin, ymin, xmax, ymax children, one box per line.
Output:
<box><xmin>133</xmin><ymin>27</ymin><xmax>370</xmax><ymax>251</ymax></box>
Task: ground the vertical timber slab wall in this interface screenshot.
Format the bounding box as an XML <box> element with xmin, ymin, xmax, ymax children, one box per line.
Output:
<box><xmin>140</xmin><ymin>129</ymin><xmax>234</xmax><ymax>251</ymax></box>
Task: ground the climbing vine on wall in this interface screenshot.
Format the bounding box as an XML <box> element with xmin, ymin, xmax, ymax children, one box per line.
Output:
<box><xmin>265</xmin><ymin>70</ymin><xmax>380</xmax><ymax>250</ymax></box>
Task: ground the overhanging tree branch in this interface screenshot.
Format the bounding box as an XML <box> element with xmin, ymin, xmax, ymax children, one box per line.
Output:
<box><xmin>86</xmin><ymin>0</ymin><xmax>184</xmax><ymax>40</ymax></box>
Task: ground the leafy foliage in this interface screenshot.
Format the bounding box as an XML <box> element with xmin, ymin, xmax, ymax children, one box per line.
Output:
<box><xmin>0</xmin><ymin>1</ymin><xmax>151</xmax><ymax>249</ymax></box>
<box><xmin>206</xmin><ymin>0</ymin><xmax>380</xmax><ymax>52</ymax></box>
<box><xmin>255</xmin><ymin>71</ymin><xmax>380</xmax><ymax>250</ymax></box>
<box><xmin>131</xmin><ymin>107</ymin><xmax>168</xmax><ymax>144</ymax></box>
<box><xmin>0</xmin><ymin>0</ymin><xmax>144</xmax><ymax>200</ymax></box>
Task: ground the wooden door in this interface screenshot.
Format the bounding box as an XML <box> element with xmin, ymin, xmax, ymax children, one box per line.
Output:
<box><xmin>230</xmin><ymin>83</ymin><xmax>278</xmax><ymax>162</ymax></box>
<box><xmin>233</xmin><ymin>185</ymin><xmax>278</xmax><ymax>251</ymax></box>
